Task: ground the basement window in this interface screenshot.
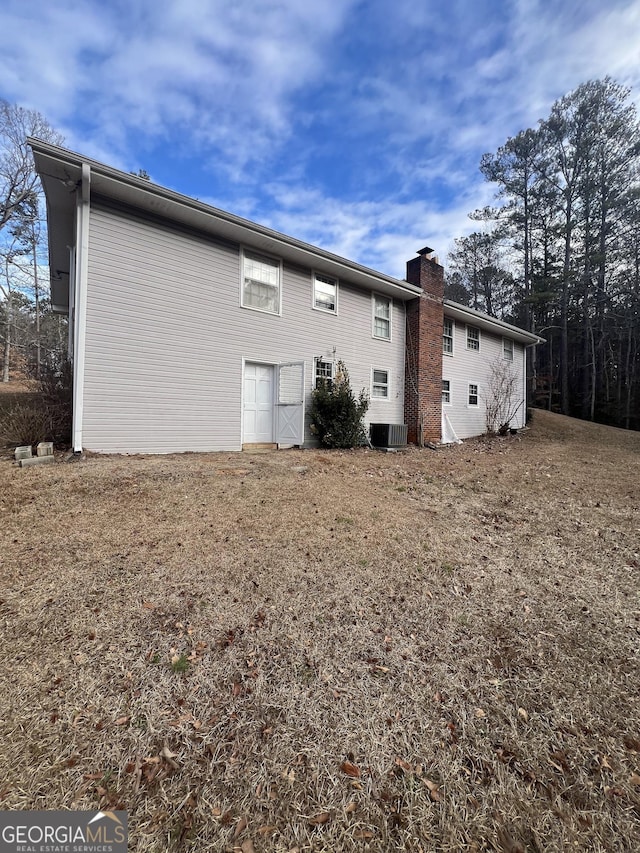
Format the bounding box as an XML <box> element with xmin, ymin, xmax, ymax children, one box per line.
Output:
<box><xmin>315</xmin><ymin>358</ymin><xmax>334</xmax><ymax>389</ymax></box>
<box><xmin>372</xmin><ymin>369</ymin><xmax>389</xmax><ymax>398</ymax></box>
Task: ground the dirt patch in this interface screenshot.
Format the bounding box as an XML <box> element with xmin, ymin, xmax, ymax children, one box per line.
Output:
<box><xmin>1</xmin><ymin>410</ymin><xmax>639</xmax><ymax>852</ymax></box>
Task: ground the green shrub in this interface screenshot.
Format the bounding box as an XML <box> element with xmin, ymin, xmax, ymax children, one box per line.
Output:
<box><xmin>309</xmin><ymin>360</ymin><xmax>369</xmax><ymax>448</ymax></box>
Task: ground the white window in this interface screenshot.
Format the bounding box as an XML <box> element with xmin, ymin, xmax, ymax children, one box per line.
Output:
<box><xmin>373</xmin><ymin>294</ymin><xmax>391</xmax><ymax>340</ymax></box>
<box><xmin>443</xmin><ymin>318</ymin><xmax>453</xmax><ymax>355</ymax></box>
<box><xmin>372</xmin><ymin>369</ymin><xmax>389</xmax><ymax>398</ymax></box>
<box><xmin>314</xmin><ymin>273</ymin><xmax>337</xmax><ymax>313</ymax></box>
<box><xmin>242</xmin><ymin>250</ymin><xmax>281</xmax><ymax>314</ymax></box>
<box><xmin>442</xmin><ymin>379</ymin><xmax>451</xmax><ymax>404</ymax></box>
<box><xmin>468</xmin><ymin>383</ymin><xmax>479</xmax><ymax>406</ymax></box>
<box><xmin>503</xmin><ymin>338</ymin><xmax>514</xmax><ymax>361</ymax></box>
<box><xmin>466</xmin><ymin>325</ymin><xmax>480</xmax><ymax>351</ymax></box>
<box><xmin>315</xmin><ymin>358</ymin><xmax>334</xmax><ymax>389</ymax></box>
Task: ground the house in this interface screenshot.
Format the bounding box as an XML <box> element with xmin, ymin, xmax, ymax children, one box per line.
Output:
<box><xmin>30</xmin><ymin>139</ymin><xmax>541</xmax><ymax>454</ymax></box>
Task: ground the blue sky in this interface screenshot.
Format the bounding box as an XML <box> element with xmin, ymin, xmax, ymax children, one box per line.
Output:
<box><xmin>2</xmin><ymin>0</ymin><xmax>640</xmax><ymax>278</ymax></box>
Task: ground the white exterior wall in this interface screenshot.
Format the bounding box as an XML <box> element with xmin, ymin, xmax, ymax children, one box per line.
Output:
<box><xmin>81</xmin><ymin>205</ymin><xmax>406</xmax><ymax>453</ymax></box>
<box><xmin>442</xmin><ymin>315</ymin><xmax>527</xmax><ymax>440</ymax></box>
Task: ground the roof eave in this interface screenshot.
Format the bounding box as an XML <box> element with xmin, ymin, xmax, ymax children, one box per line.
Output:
<box><xmin>28</xmin><ymin>138</ymin><xmax>422</xmax><ymax>302</ymax></box>
<box><xmin>444</xmin><ymin>299</ymin><xmax>544</xmax><ymax>345</ymax></box>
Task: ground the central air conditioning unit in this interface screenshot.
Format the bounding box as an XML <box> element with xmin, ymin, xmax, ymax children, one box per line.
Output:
<box><xmin>369</xmin><ymin>423</ymin><xmax>408</xmax><ymax>448</ymax></box>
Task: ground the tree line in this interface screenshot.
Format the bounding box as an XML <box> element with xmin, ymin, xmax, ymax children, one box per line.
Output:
<box><xmin>0</xmin><ymin>99</ymin><xmax>65</xmax><ymax>383</ymax></box>
<box><xmin>446</xmin><ymin>78</ymin><xmax>640</xmax><ymax>431</ymax></box>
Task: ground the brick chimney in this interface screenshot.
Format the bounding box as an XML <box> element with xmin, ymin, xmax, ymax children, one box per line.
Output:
<box><xmin>404</xmin><ymin>247</ymin><xmax>444</xmax><ymax>445</ymax></box>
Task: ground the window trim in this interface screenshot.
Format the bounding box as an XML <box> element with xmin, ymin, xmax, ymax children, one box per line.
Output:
<box><xmin>312</xmin><ymin>271</ymin><xmax>338</xmax><ymax>314</ymax></box>
<box><xmin>372</xmin><ymin>293</ymin><xmax>392</xmax><ymax>341</ymax></box>
<box><xmin>468</xmin><ymin>383</ymin><xmax>479</xmax><ymax>407</ymax></box>
<box><xmin>371</xmin><ymin>367</ymin><xmax>390</xmax><ymax>400</ymax></box>
<box><xmin>314</xmin><ymin>357</ymin><xmax>335</xmax><ymax>389</ymax></box>
<box><xmin>502</xmin><ymin>337</ymin><xmax>514</xmax><ymax>361</ymax></box>
<box><xmin>442</xmin><ymin>379</ymin><xmax>451</xmax><ymax>405</ymax></box>
<box><xmin>466</xmin><ymin>325</ymin><xmax>480</xmax><ymax>351</ymax></box>
<box><xmin>240</xmin><ymin>247</ymin><xmax>282</xmax><ymax>316</ymax></box>
<box><xmin>443</xmin><ymin>317</ymin><xmax>454</xmax><ymax>356</ymax></box>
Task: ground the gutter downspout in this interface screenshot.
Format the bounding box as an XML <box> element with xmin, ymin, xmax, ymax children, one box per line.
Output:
<box><xmin>72</xmin><ymin>163</ymin><xmax>90</xmax><ymax>453</ymax></box>
<box><xmin>524</xmin><ymin>341</ymin><xmax>537</xmax><ymax>426</ymax></box>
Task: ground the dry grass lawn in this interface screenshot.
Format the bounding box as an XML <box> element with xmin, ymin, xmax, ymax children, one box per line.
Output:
<box><xmin>1</xmin><ymin>409</ymin><xmax>639</xmax><ymax>852</ymax></box>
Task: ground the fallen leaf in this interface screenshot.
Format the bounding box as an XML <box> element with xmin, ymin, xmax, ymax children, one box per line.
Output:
<box><xmin>423</xmin><ymin>778</ymin><xmax>442</xmax><ymax>802</ymax></box>
<box><xmin>345</xmin><ymin>801</ymin><xmax>357</xmax><ymax>814</ymax></box>
<box><xmin>394</xmin><ymin>757</ymin><xmax>412</xmax><ymax>773</ymax></box>
<box><xmin>353</xmin><ymin>829</ymin><xmax>374</xmax><ymax>839</ymax></box>
<box><xmin>142</xmin><ymin>602</ymin><xmax>155</xmax><ymax>610</ymax></box>
<box><xmin>340</xmin><ymin>761</ymin><xmax>361</xmax><ymax>778</ymax></box>
<box><xmin>114</xmin><ymin>716</ymin><xmax>130</xmax><ymax>726</ymax></box>
<box><xmin>241</xmin><ymin>839</ymin><xmax>255</xmax><ymax>853</ymax></box>
<box><xmin>629</xmin><ymin>773</ymin><xmax>640</xmax><ymax>786</ymax></box>
<box><xmin>308</xmin><ymin>812</ymin><xmax>331</xmax><ymax>826</ymax></box>
<box><xmin>474</xmin><ymin>708</ymin><xmax>486</xmax><ymax>718</ymax></box>
<box><xmin>517</xmin><ymin>707</ymin><xmax>528</xmax><ymax>721</ymax></box>
<box><xmin>624</xmin><ymin>735</ymin><xmax>640</xmax><ymax>753</ymax></box>
<box><xmin>233</xmin><ymin>816</ymin><xmax>247</xmax><ymax>839</ymax></box>
<box><xmin>258</xmin><ymin>825</ymin><xmax>277</xmax><ymax>835</ymax></box>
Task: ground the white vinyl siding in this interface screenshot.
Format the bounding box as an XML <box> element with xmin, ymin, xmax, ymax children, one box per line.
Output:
<box><xmin>441</xmin><ymin>318</ymin><xmax>528</xmax><ymax>440</ymax></box>
<box><xmin>372</xmin><ymin>294</ymin><xmax>391</xmax><ymax>340</ymax></box>
<box><xmin>313</xmin><ymin>273</ymin><xmax>337</xmax><ymax>313</ymax></box>
<box><xmin>81</xmin><ymin>205</ymin><xmax>407</xmax><ymax>453</ymax></box>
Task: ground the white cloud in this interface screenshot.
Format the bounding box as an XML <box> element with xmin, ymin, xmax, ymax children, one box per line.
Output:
<box><xmin>219</xmin><ymin>178</ymin><xmax>494</xmax><ymax>277</ymax></box>
<box><xmin>0</xmin><ymin>0</ymin><xmax>356</xmax><ymax>169</ymax></box>
<box><xmin>3</xmin><ymin>0</ymin><xmax>640</xmax><ymax>280</ymax></box>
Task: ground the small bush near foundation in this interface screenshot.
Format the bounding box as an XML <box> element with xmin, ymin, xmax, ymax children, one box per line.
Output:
<box><xmin>309</xmin><ymin>360</ymin><xmax>369</xmax><ymax>449</ymax></box>
<box><xmin>0</xmin><ymin>359</ymin><xmax>72</xmax><ymax>449</ymax></box>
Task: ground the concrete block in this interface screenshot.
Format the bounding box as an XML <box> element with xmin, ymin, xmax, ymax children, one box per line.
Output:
<box><xmin>36</xmin><ymin>442</ymin><xmax>54</xmax><ymax>457</ymax></box>
<box><xmin>14</xmin><ymin>445</ymin><xmax>32</xmax><ymax>461</ymax></box>
<box><xmin>19</xmin><ymin>455</ymin><xmax>55</xmax><ymax>468</ymax></box>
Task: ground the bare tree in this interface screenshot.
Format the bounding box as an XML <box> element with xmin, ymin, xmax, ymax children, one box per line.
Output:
<box><xmin>0</xmin><ymin>100</ymin><xmax>62</xmax><ymax>381</ymax></box>
<box><xmin>484</xmin><ymin>358</ymin><xmax>524</xmax><ymax>435</ymax></box>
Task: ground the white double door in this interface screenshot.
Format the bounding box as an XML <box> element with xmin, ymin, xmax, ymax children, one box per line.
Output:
<box><xmin>242</xmin><ymin>361</ymin><xmax>305</xmax><ymax>445</ymax></box>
